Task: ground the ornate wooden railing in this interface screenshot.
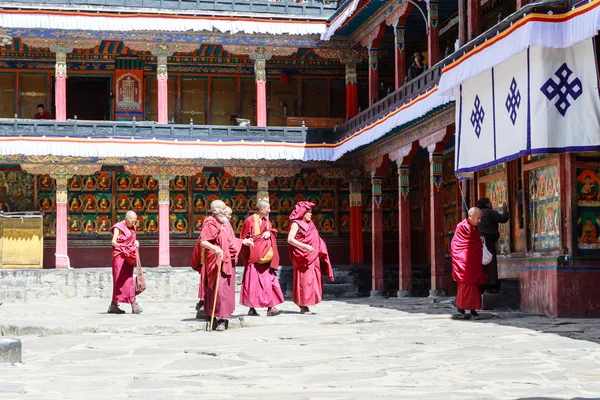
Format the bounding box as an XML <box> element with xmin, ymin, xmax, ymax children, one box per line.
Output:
<box><xmin>17</xmin><ymin>0</ymin><xmax>338</xmax><ymax>17</ymax></box>
<box><xmin>334</xmin><ymin>0</ymin><xmax>571</xmax><ymax>142</ymax></box>
<box><xmin>0</xmin><ymin>119</ymin><xmax>335</xmax><ymax>144</ymax></box>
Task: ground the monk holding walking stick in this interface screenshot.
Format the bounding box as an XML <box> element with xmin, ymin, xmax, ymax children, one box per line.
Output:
<box><xmin>195</xmin><ymin>200</ymin><xmax>253</xmax><ymax>331</ymax></box>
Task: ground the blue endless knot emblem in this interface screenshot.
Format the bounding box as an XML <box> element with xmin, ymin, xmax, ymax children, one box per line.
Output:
<box><xmin>540</xmin><ymin>63</ymin><xmax>582</xmax><ymax>117</ymax></box>
<box><xmin>470</xmin><ymin>95</ymin><xmax>485</xmax><ymax>138</ymax></box>
<box><xmin>505</xmin><ymin>78</ymin><xmax>521</xmax><ymax>125</ymax></box>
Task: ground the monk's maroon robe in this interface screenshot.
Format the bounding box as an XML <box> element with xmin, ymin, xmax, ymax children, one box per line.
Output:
<box><xmin>200</xmin><ymin>216</ymin><xmax>243</xmax><ymax>319</ymax></box>
<box><xmin>111</xmin><ymin>220</ymin><xmax>137</xmax><ymax>304</ymax></box>
<box><xmin>190</xmin><ymin>238</ymin><xmax>205</xmax><ymax>301</ymax></box>
<box><xmin>239</xmin><ymin>214</ymin><xmax>284</xmax><ymax>308</ymax></box>
<box><xmin>451</xmin><ymin>218</ymin><xmax>486</xmax><ymax>310</ymax></box>
<box><xmin>288</xmin><ymin>219</ymin><xmax>334</xmax><ymax>307</ymax></box>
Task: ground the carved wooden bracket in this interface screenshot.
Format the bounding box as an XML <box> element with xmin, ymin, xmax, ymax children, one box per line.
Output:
<box><xmin>359</xmin><ymin>25</ymin><xmax>382</xmax><ymax>49</ymax></box>
<box><xmin>222</xmin><ymin>45</ymin><xmax>297</xmax><ymax>60</ymax></box>
<box><xmin>364</xmin><ymin>156</ymin><xmax>384</xmax><ymax>178</ymax></box>
<box><xmin>21</xmin><ymin>38</ymin><xmax>102</xmax><ymax>54</ymax></box>
<box><xmin>224</xmin><ymin>166</ymin><xmax>300</xmax><ymax>180</ymax></box>
<box><xmin>21</xmin><ymin>163</ymin><xmax>100</xmax><ymax>180</ymax></box>
<box><xmin>388</xmin><ymin>143</ymin><xmax>414</xmax><ymax>164</ymax></box>
<box><xmin>313</xmin><ymin>48</ymin><xmax>366</xmax><ymax>63</ymax></box>
<box><xmin>125</xmin><ymin>165</ymin><xmax>203</xmax><ymax>181</ymax></box>
<box><xmin>419</xmin><ymin>127</ymin><xmax>447</xmax><ymax>154</ymax></box>
<box><xmin>385</xmin><ymin>2</ymin><xmax>411</xmax><ymax>26</ymax></box>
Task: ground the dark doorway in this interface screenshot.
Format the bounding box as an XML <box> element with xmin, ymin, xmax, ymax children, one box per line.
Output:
<box><xmin>66</xmin><ymin>76</ymin><xmax>111</xmax><ymax>120</ymax></box>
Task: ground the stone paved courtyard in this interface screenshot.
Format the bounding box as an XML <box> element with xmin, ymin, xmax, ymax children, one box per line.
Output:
<box><xmin>1</xmin><ymin>297</ymin><xmax>600</xmax><ymax>399</ymax></box>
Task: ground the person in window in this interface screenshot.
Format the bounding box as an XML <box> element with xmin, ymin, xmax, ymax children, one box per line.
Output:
<box><xmin>407</xmin><ymin>52</ymin><xmax>426</xmax><ymax>81</ymax></box>
<box><xmin>477</xmin><ymin>197</ymin><xmax>509</xmax><ymax>294</ymax></box>
<box><xmin>34</xmin><ymin>104</ymin><xmax>53</xmax><ymax>120</ymax></box>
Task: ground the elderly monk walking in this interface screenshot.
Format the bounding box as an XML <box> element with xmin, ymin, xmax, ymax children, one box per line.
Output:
<box><xmin>451</xmin><ymin>207</ymin><xmax>486</xmax><ymax>320</ymax></box>
<box><xmin>287</xmin><ymin>201</ymin><xmax>334</xmax><ymax>314</ymax></box>
<box><xmin>240</xmin><ymin>200</ymin><xmax>284</xmax><ymax>317</ymax></box>
<box><xmin>109</xmin><ymin>211</ymin><xmax>142</xmax><ymax>314</ymax></box>
<box><xmin>193</xmin><ymin>200</ymin><xmax>253</xmax><ymax>331</ymax></box>
<box><xmin>191</xmin><ymin>206</ymin><xmax>236</xmax><ymax>319</ymax></box>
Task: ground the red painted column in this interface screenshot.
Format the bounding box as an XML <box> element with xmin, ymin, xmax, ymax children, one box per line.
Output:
<box><xmin>394</xmin><ymin>25</ymin><xmax>406</xmax><ymax>90</ymax></box>
<box><xmin>516</xmin><ymin>0</ymin><xmax>529</xmax><ymax>10</ymax></box>
<box><xmin>349</xmin><ymin>179</ymin><xmax>364</xmax><ymax>264</ymax></box>
<box><xmin>371</xmin><ymin>175</ymin><xmax>384</xmax><ymax>295</ymax></box>
<box><xmin>427</xmin><ymin>0</ymin><xmax>440</xmax><ymax>67</ymax></box>
<box><xmin>397</xmin><ymin>163</ymin><xmax>412</xmax><ymax>296</ymax></box>
<box><xmin>55</xmin><ymin>52</ymin><xmax>67</xmax><ymax>122</ymax></box>
<box><xmin>368</xmin><ymin>44</ymin><xmax>379</xmax><ymax>105</ymax></box>
<box><xmin>344</xmin><ymin>61</ymin><xmax>358</xmax><ymax>118</ymax></box>
<box><xmin>157</xmin><ymin>55</ymin><xmax>169</xmax><ymax>124</ymax></box>
<box><xmin>55</xmin><ymin>177</ymin><xmax>69</xmax><ymax>268</ymax></box>
<box><xmin>468</xmin><ymin>0</ymin><xmax>482</xmax><ymax>40</ymax></box>
<box><xmin>158</xmin><ymin>178</ymin><xmax>171</xmax><ymax>267</ymax></box>
<box><xmin>255</xmin><ymin>57</ymin><xmax>267</xmax><ymax>127</ymax></box>
<box><xmin>428</xmin><ymin>148</ymin><xmax>446</xmax><ymax>296</ymax></box>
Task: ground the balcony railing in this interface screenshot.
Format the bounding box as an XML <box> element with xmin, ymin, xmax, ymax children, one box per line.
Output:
<box><xmin>335</xmin><ymin>66</ymin><xmax>443</xmax><ymax>140</ymax></box>
<box><xmin>0</xmin><ymin>119</ymin><xmax>335</xmax><ymax>144</ymax></box>
<box><xmin>15</xmin><ymin>0</ymin><xmax>339</xmax><ymax>17</ymax></box>
<box><xmin>335</xmin><ymin>0</ymin><xmax>571</xmax><ymax>142</ymax></box>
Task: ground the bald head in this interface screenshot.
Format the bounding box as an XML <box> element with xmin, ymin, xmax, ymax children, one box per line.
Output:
<box><xmin>467</xmin><ymin>207</ymin><xmax>482</xmax><ymax>226</ymax></box>
<box><xmin>256</xmin><ymin>199</ymin><xmax>271</xmax><ymax>217</ymax></box>
<box><xmin>224</xmin><ymin>206</ymin><xmax>232</xmax><ymax>220</ymax></box>
<box><xmin>211</xmin><ymin>200</ymin><xmax>225</xmax><ymax>213</ymax></box>
<box><xmin>124</xmin><ymin>211</ymin><xmax>137</xmax><ymax>228</ymax></box>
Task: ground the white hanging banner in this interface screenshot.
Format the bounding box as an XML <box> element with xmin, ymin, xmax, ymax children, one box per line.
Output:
<box><xmin>529</xmin><ymin>40</ymin><xmax>600</xmax><ymax>152</ymax></box>
<box><xmin>455</xmin><ymin>39</ymin><xmax>600</xmax><ymax>174</ymax></box>
<box><xmin>493</xmin><ymin>49</ymin><xmax>529</xmax><ymax>163</ymax></box>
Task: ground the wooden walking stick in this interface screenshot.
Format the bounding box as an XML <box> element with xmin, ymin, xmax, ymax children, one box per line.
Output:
<box><xmin>209</xmin><ymin>257</ymin><xmax>224</xmax><ymax>331</ymax></box>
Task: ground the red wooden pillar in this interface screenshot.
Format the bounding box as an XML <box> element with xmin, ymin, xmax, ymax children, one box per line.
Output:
<box><xmin>157</xmin><ymin>177</ymin><xmax>171</xmax><ymax>268</ymax></box>
<box><xmin>427</xmin><ymin>0</ymin><xmax>440</xmax><ymax>67</ymax></box>
<box><xmin>428</xmin><ymin>144</ymin><xmax>446</xmax><ymax>296</ymax></box>
<box><xmin>516</xmin><ymin>0</ymin><xmax>529</xmax><ymax>10</ymax></box>
<box><xmin>255</xmin><ymin>57</ymin><xmax>267</xmax><ymax>127</ymax></box>
<box><xmin>394</xmin><ymin>25</ymin><xmax>406</xmax><ymax>90</ymax></box>
<box><xmin>344</xmin><ymin>61</ymin><xmax>359</xmax><ymax>118</ymax></box>
<box><xmin>54</xmin><ymin>177</ymin><xmax>69</xmax><ymax>268</ymax></box>
<box><xmin>55</xmin><ymin>51</ymin><xmax>68</xmax><ymax>122</ymax></box>
<box><xmin>349</xmin><ymin>179</ymin><xmax>364</xmax><ymax>264</ymax></box>
<box><xmin>371</xmin><ymin>174</ymin><xmax>384</xmax><ymax>295</ymax></box>
<box><xmin>397</xmin><ymin>162</ymin><xmax>412</xmax><ymax>296</ymax></box>
<box><xmin>468</xmin><ymin>0</ymin><xmax>482</xmax><ymax>40</ymax></box>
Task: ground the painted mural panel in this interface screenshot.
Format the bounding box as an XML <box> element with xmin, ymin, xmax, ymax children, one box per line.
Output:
<box><xmin>115</xmin><ymin>172</ymin><xmax>159</xmax><ymax>236</ymax></box>
<box><xmin>361</xmin><ymin>170</ymin><xmax>399</xmax><ymax>235</ymax></box>
<box><xmin>0</xmin><ymin>167</ymin><xmax>345</xmax><ymax>240</ymax></box>
<box><xmin>67</xmin><ymin>171</ymin><xmax>114</xmax><ymax>237</ymax></box>
<box><xmin>483</xmin><ymin>178</ymin><xmax>511</xmax><ymax>254</ymax></box>
<box><xmin>576</xmin><ymin>167</ymin><xmax>600</xmax><ymax>253</ymax></box>
<box><xmin>528</xmin><ymin>165</ymin><xmax>560</xmax><ymax>250</ymax></box>
<box><xmin>38</xmin><ymin>174</ymin><xmax>56</xmax><ymax>237</ymax></box>
<box><xmin>0</xmin><ymin>171</ymin><xmax>35</xmax><ymax>213</ymax></box>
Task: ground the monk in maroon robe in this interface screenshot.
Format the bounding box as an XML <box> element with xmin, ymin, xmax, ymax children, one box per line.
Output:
<box><xmin>191</xmin><ymin>206</ymin><xmax>236</xmax><ymax>320</ymax></box>
<box><xmin>109</xmin><ymin>211</ymin><xmax>142</xmax><ymax>314</ymax></box>
<box><xmin>451</xmin><ymin>207</ymin><xmax>486</xmax><ymax>320</ymax></box>
<box><xmin>240</xmin><ymin>200</ymin><xmax>284</xmax><ymax>317</ymax></box>
<box><xmin>195</xmin><ymin>200</ymin><xmax>253</xmax><ymax>331</ymax></box>
<box><xmin>287</xmin><ymin>201</ymin><xmax>334</xmax><ymax>314</ymax></box>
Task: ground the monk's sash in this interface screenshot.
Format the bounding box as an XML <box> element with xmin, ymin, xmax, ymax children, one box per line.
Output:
<box><xmin>253</xmin><ymin>214</ymin><xmax>274</xmax><ymax>264</ymax></box>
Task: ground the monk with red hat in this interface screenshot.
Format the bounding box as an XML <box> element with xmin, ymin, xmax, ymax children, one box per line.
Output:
<box><xmin>451</xmin><ymin>207</ymin><xmax>486</xmax><ymax>320</ymax></box>
<box><xmin>287</xmin><ymin>201</ymin><xmax>334</xmax><ymax>314</ymax></box>
<box><xmin>240</xmin><ymin>200</ymin><xmax>284</xmax><ymax>317</ymax></box>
